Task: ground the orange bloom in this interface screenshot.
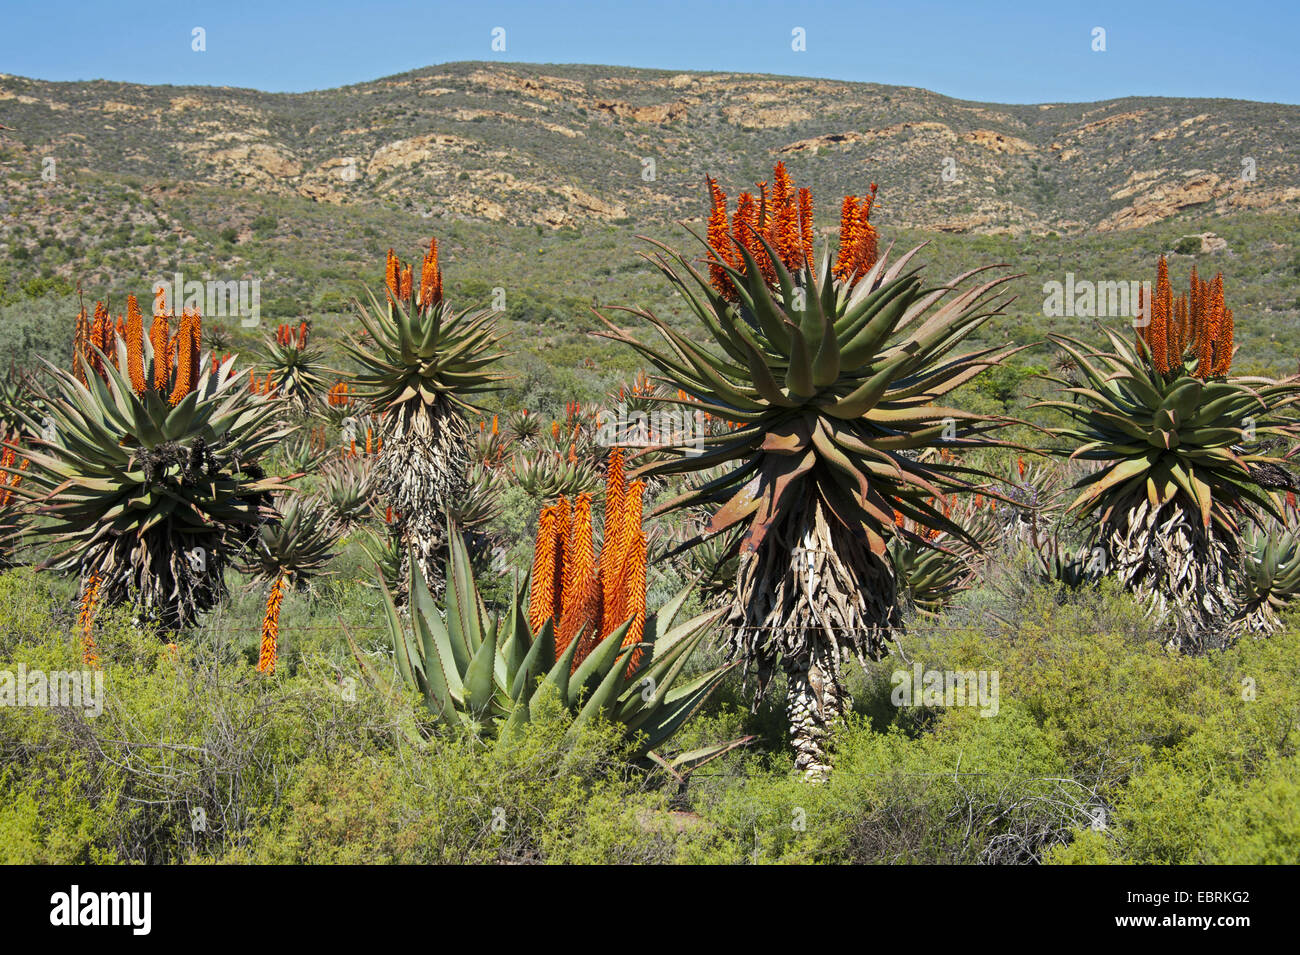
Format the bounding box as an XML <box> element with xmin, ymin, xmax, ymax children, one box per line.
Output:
<box><xmin>419</xmin><ymin>236</ymin><xmax>442</xmax><ymax>308</ymax></box>
<box><xmin>385</xmin><ymin>249</ymin><xmax>400</xmax><ymax>301</ymax></box>
<box><xmin>124</xmin><ymin>293</ymin><xmax>146</xmax><ymax>395</ymax></box>
<box><xmin>849</xmin><ymin>186</ymin><xmax>879</xmax><ymax>281</ymax></box>
<box><xmin>705</xmin><ymin>176</ymin><xmax>736</xmax><ymax>299</ymax></box>
<box><xmin>557</xmin><ymin>492</ymin><xmax>596</xmax><ymax>655</ymax></box>
<box><xmin>257</xmin><ymin>575</ymin><xmax>285</xmax><ymax>674</ymax></box>
<box><xmin>1149</xmin><ymin>255</ymin><xmax>1171</xmax><ymax>374</ymax></box>
<box><xmin>732</xmin><ymin>191</ymin><xmax>761</xmax><ymax>273</ymax></box>
<box><xmin>832</xmin><ymin>196</ymin><xmax>860</xmax><ymax>283</ymax></box>
<box><xmin>150</xmin><ymin>296</ymin><xmax>172</xmax><ymax>394</ymax></box>
<box><xmin>78</xmin><ymin>572</ymin><xmax>101</xmax><ymax>668</ymax></box>
<box><xmin>167</xmin><ymin>308</ymin><xmax>201</xmax><ymax>405</ymax></box>
<box><xmin>767</xmin><ymin>161</ymin><xmax>802</xmax><ymax>273</ymax></box>
<box><xmin>614</xmin><ymin>481</ymin><xmax>647</xmax><ymax>660</ymax></box>
<box><xmin>0</xmin><ymin>445</ymin><xmax>28</xmax><ymax>510</ymax></box>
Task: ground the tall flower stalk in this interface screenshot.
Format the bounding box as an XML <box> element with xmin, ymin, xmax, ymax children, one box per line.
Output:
<box><xmin>527</xmin><ymin>450</ymin><xmax>648</xmax><ymax>673</ymax></box>
<box><xmin>258</xmin><ymin>574</ymin><xmax>285</xmax><ymax>674</ymax></box>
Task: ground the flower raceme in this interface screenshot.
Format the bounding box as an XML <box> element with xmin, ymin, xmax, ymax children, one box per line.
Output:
<box><xmin>78</xmin><ymin>571</ymin><xmax>101</xmax><ymax>668</ymax></box>
<box><xmin>73</xmin><ymin>290</ymin><xmax>204</xmax><ymax>405</ymax></box>
<box><xmin>706</xmin><ymin>161</ymin><xmax>878</xmax><ymax>301</ymax></box>
<box><xmin>275</xmin><ymin>322</ymin><xmax>310</xmax><ymax>349</ymax></box>
<box><xmin>257</xmin><ymin>574</ymin><xmax>285</xmax><ymax>674</ymax></box>
<box><xmin>386</xmin><ymin>237</ymin><xmax>444</xmax><ymax>311</ymax></box>
<box><xmin>0</xmin><ymin>444</ymin><xmax>29</xmax><ymax>511</ymax></box>
<box><xmin>327</xmin><ymin>382</ymin><xmax>354</xmax><ymax>408</ymax></box>
<box><xmin>527</xmin><ymin>448</ymin><xmax>648</xmax><ymax>671</ymax></box>
<box><xmin>1137</xmin><ymin>255</ymin><xmax>1234</xmax><ymax>378</ymax></box>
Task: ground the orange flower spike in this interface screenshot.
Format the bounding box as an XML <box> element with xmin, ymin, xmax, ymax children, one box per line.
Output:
<box><xmin>602</xmin><ymin>447</ymin><xmax>627</xmax><ymax>551</ymax></box>
<box><xmin>833</xmin><ymin>195</ymin><xmax>860</xmax><ymax>283</ymax></box>
<box><xmin>551</xmin><ymin>496</ymin><xmax>571</xmax><ymax>623</ymax></box>
<box><xmin>1207</xmin><ymin>274</ymin><xmax>1228</xmax><ymax>376</ymax></box>
<box><xmin>150</xmin><ymin>306</ymin><xmax>172</xmax><ymax>394</ymax></box>
<box><xmin>491</xmin><ymin>414</ymin><xmax>499</xmax><ymax>437</ymax></box>
<box><xmin>78</xmin><ymin>571</ymin><xmax>101</xmax><ymax>668</ymax></box>
<box><xmin>1218</xmin><ymin>305</ymin><xmax>1234</xmax><ymax>376</ymax></box>
<box><xmin>551</xmin><ymin>420</ymin><xmax>560</xmax><ymax>441</ymax></box>
<box><xmin>88</xmin><ymin>302</ymin><xmax>111</xmax><ymax>380</ymax></box>
<box><xmin>557</xmin><ymin>493</ymin><xmax>596</xmax><ymax>654</ymax></box>
<box><xmin>614</xmin><ymin>481</ymin><xmax>647</xmax><ymax>652</ymax></box>
<box><xmin>399</xmin><ymin>264</ymin><xmax>413</xmax><ymax>301</ymax></box>
<box><xmin>257</xmin><ymin>575</ymin><xmax>285</xmax><ymax>674</ymax></box>
<box><xmin>621</xmin><ymin>520</ymin><xmax>648</xmax><ymax>673</ymax></box>
<box><xmin>528</xmin><ymin>507</ymin><xmax>561</xmax><ymax>633</ymax></box>
<box><xmin>599</xmin><ymin>452</ymin><xmax>628</xmax><ymax>638</ymax></box>
<box><xmin>768</xmin><ymin>161</ymin><xmax>801</xmax><ymax>271</ymax></box>
<box><xmin>705</xmin><ymin>176</ymin><xmax>736</xmax><ymax>300</ymax></box>
<box><xmin>732</xmin><ymin>191</ymin><xmax>760</xmax><ymax>278</ymax></box>
<box><xmin>167</xmin><ymin>310</ymin><xmax>197</xmax><ymax>405</ymax></box>
<box><xmin>385</xmin><ymin>249</ymin><xmax>400</xmax><ymax>301</ymax></box>
<box><xmin>1199</xmin><ymin>274</ymin><xmax>1222</xmax><ymax>378</ymax></box>
<box><xmin>124</xmin><ymin>293</ymin><xmax>146</xmax><ymax>395</ymax></box>
<box><xmin>851</xmin><ymin>190</ymin><xmax>879</xmax><ymax>281</ymax></box>
<box><xmin>419</xmin><ymin>236</ymin><xmax>441</xmax><ymax>308</ymax></box>
<box><xmin>1150</xmin><ymin>255</ymin><xmax>1171</xmax><ymax>374</ymax></box>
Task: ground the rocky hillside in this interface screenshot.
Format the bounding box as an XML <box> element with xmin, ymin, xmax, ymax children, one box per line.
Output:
<box><xmin>3</xmin><ymin>61</ymin><xmax>1298</xmax><ymax>236</ymax></box>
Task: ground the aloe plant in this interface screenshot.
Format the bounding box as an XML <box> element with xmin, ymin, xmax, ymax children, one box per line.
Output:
<box><xmin>360</xmin><ymin>526</ymin><xmax>738</xmax><ymax>770</ymax></box>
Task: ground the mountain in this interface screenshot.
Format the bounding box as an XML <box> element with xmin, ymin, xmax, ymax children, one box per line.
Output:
<box><xmin>3</xmin><ymin>60</ymin><xmax>1298</xmax><ymax>235</ymax></box>
<box><xmin>1</xmin><ymin>62</ymin><xmax>1298</xmax><ymax>386</ymax></box>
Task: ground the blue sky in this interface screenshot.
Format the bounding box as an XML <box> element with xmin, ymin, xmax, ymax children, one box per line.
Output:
<box><xmin>1</xmin><ymin>0</ymin><xmax>1297</xmax><ymax>105</ymax></box>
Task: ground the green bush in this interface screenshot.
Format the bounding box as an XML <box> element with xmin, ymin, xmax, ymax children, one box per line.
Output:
<box><xmin>2</xmin><ymin>536</ymin><xmax>1298</xmax><ymax>864</ymax></box>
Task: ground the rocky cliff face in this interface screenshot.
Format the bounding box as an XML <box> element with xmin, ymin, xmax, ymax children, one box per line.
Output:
<box><xmin>2</xmin><ymin>61</ymin><xmax>1298</xmax><ymax>235</ymax></box>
